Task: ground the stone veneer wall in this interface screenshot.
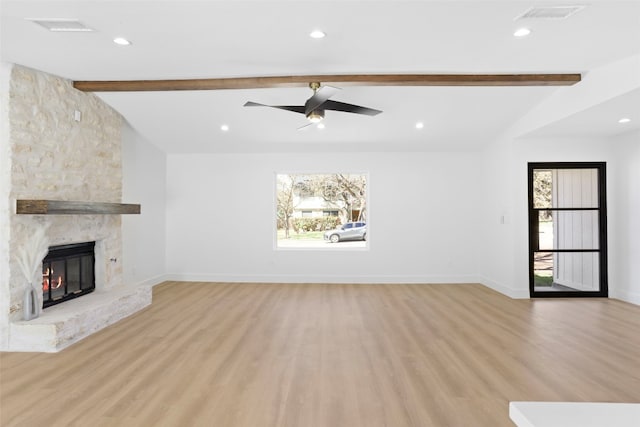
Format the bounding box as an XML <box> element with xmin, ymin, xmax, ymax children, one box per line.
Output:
<box><xmin>2</xmin><ymin>65</ymin><xmax>125</xmax><ymax>342</ymax></box>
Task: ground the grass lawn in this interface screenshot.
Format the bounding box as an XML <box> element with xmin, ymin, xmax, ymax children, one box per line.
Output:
<box><xmin>534</xmin><ymin>274</ymin><xmax>554</xmax><ymax>286</ymax></box>
<box><xmin>277</xmin><ymin>230</ymin><xmax>325</xmax><ymax>241</ymax></box>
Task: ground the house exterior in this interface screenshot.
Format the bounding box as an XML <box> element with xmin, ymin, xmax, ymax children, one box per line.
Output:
<box><xmin>292</xmin><ymin>196</ymin><xmax>341</xmax><ymax>219</ymax></box>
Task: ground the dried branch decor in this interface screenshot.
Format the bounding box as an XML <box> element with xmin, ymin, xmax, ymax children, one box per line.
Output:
<box><xmin>16</xmin><ymin>224</ymin><xmax>50</xmax><ymax>320</ymax></box>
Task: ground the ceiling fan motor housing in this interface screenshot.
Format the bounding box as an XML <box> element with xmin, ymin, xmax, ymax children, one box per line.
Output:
<box><xmin>307</xmin><ymin>109</ymin><xmax>325</xmax><ymax>123</ymax></box>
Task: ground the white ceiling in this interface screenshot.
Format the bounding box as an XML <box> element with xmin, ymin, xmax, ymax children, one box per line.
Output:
<box><xmin>2</xmin><ymin>1</ymin><xmax>639</xmax><ymax>153</ymax></box>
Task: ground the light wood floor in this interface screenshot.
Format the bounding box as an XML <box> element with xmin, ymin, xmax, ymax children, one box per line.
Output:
<box><xmin>2</xmin><ymin>282</ymin><xmax>640</xmax><ymax>427</ymax></box>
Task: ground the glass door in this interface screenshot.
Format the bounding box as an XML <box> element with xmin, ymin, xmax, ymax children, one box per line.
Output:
<box><xmin>528</xmin><ymin>162</ymin><xmax>608</xmax><ymax>297</ymax></box>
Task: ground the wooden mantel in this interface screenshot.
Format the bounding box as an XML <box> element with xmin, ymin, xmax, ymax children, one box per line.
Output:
<box><xmin>16</xmin><ymin>200</ymin><xmax>141</xmax><ymax>215</ymax></box>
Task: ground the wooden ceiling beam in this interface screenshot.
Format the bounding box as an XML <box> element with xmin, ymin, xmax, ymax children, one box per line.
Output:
<box><xmin>73</xmin><ymin>73</ymin><xmax>581</xmax><ymax>92</ymax></box>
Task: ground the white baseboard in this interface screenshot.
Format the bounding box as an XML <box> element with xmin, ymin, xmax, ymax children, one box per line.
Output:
<box><xmin>165</xmin><ymin>273</ymin><xmax>480</xmax><ymax>285</ymax></box>
<box><xmin>478</xmin><ymin>276</ymin><xmax>530</xmax><ymax>299</ymax></box>
<box><xmin>157</xmin><ymin>273</ymin><xmax>532</xmax><ymax>300</ymax></box>
<box><xmin>610</xmin><ymin>289</ymin><xmax>640</xmax><ymax>306</ymax></box>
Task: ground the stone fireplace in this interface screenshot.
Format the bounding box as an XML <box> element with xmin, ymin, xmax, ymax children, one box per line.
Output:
<box><xmin>0</xmin><ymin>64</ymin><xmax>151</xmax><ymax>352</ymax></box>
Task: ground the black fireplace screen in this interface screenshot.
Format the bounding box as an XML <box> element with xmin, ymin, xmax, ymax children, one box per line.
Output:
<box><xmin>42</xmin><ymin>242</ymin><xmax>95</xmax><ymax>308</ymax></box>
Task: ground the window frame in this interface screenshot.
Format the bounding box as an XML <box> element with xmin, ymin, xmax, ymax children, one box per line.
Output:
<box><xmin>527</xmin><ymin>162</ymin><xmax>608</xmax><ymax>298</ymax></box>
<box><xmin>274</xmin><ymin>172</ymin><xmax>370</xmax><ymax>251</ymax></box>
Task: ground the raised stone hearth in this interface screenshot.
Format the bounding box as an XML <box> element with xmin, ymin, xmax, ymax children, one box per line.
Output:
<box><xmin>10</xmin><ymin>286</ymin><xmax>151</xmax><ymax>352</ymax></box>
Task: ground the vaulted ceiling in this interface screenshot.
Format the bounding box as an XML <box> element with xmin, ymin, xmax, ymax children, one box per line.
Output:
<box><xmin>2</xmin><ymin>1</ymin><xmax>639</xmax><ymax>153</ymax></box>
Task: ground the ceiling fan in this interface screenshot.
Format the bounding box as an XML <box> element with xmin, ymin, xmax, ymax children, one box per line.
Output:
<box><xmin>243</xmin><ymin>82</ymin><xmax>382</xmax><ymax>128</ymax></box>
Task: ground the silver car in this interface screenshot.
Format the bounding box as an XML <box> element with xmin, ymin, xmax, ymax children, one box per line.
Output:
<box><xmin>324</xmin><ymin>222</ymin><xmax>367</xmax><ymax>243</ymax></box>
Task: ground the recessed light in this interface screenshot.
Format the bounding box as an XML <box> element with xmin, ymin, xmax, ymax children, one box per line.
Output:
<box><xmin>317</xmin><ymin>123</ymin><xmax>325</xmax><ymax>129</ymax></box>
<box><xmin>618</xmin><ymin>117</ymin><xmax>631</xmax><ymax>124</ymax></box>
<box><xmin>309</xmin><ymin>30</ymin><xmax>326</xmax><ymax>39</ymax></box>
<box><xmin>220</xmin><ymin>125</ymin><xmax>229</xmax><ymax>132</ymax></box>
<box><xmin>514</xmin><ymin>27</ymin><xmax>531</xmax><ymax>37</ymax></box>
<box><xmin>113</xmin><ymin>37</ymin><xmax>131</xmax><ymax>46</ymax></box>
<box><xmin>415</xmin><ymin>122</ymin><xmax>424</xmax><ymax>129</ymax></box>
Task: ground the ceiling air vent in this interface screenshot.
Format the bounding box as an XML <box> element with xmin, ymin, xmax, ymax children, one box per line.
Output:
<box><xmin>515</xmin><ymin>5</ymin><xmax>586</xmax><ymax>20</ymax></box>
<box><xmin>28</xmin><ymin>19</ymin><xmax>94</xmax><ymax>32</ymax></box>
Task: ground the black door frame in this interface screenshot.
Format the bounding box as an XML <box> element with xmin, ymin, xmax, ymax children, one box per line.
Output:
<box><xmin>527</xmin><ymin>162</ymin><xmax>608</xmax><ymax>298</ymax></box>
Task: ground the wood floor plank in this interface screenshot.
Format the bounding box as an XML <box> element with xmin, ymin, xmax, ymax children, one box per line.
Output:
<box><xmin>2</xmin><ymin>282</ymin><xmax>640</xmax><ymax>426</ymax></box>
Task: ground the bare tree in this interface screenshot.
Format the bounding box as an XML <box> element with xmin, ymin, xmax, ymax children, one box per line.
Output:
<box><xmin>335</xmin><ymin>173</ymin><xmax>367</xmax><ymax>221</ymax></box>
<box><xmin>276</xmin><ymin>174</ymin><xmax>297</xmax><ymax>238</ymax></box>
<box><xmin>308</xmin><ymin>174</ymin><xmax>367</xmax><ymax>222</ymax></box>
<box><xmin>533</xmin><ymin>170</ymin><xmax>552</xmax><ymax>221</ymax></box>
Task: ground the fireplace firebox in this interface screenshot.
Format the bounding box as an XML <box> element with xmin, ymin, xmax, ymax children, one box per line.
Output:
<box><xmin>42</xmin><ymin>242</ymin><xmax>95</xmax><ymax>308</ymax></box>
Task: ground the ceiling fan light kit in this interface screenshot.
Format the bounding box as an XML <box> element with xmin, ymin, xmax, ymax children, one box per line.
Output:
<box><xmin>307</xmin><ymin>110</ymin><xmax>324</xmax><ymax>123</ymax></box>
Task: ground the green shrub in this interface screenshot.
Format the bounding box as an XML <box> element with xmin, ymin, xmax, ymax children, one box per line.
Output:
<box><xmin>291</xmin><ymin>217</ymin><xmax>341</xmax><ymax>232</ymax></box>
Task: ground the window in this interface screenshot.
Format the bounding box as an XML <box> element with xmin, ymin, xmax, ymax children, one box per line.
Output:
<box><xmin>276</xmin><ymin>173</ymin><xmax>368</xmax><ymax>249</ymax></box>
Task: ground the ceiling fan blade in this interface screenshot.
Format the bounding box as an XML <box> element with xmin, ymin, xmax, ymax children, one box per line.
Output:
<box><xmin>322</xmin><ymin>100</ymin><xmax>382</xmax><ymax>116</ymax></box>
<box><xmin>305</xmin><ymin>85</ymin><xmax>341</xmax><ymax>115</ymax></box>
<box><xmin>244</xmin><ymin>101</ymin><xmax>305</xmax><ymax>114</ymax></box>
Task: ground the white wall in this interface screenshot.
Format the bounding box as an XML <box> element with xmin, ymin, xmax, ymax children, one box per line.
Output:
<box><xmin>610</xmin><ymin>130</ymin><xmax>640</xmax><ymax>304</ymax></box>
<box><xmin>122</xmin><ymin>123</ymin><xmax>167</xmax><ymax>287</ymax></box>
<box><xmin>477</xmin><ymin>134</ymin><xmax>521</xmax><ymax>297</ymax></box>
<box><xmin>165</xmin><ymin>152</ymin><xmax>481</xmax><ymax>283</ymax></box>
